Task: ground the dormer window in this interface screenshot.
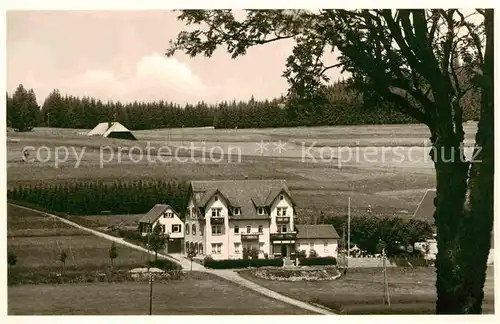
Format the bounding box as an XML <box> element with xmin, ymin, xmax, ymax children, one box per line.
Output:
<box><xmin>257</xmin><ymin>207</ymin><xmax>264</xmax><ymax>215</ymax></box>
<box><xmin>280</xmin><ymin>194</ymin><xmax>284</xmax><ymax>200</ymax></box>
<box><xmin>233</xmin><ymin>208</ymin><xmax>240</xmax><ymax>215</ymax></box>
<box><xmin>214</xmin><ymin>195</ymin><xmax>219</xmax><ymax>201</ymax></box>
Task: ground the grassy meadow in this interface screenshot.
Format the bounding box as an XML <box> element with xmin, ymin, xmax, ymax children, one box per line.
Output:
<box><xmin>7</xmin><ymin>204</ymin><xmax>151</xmax><ymax>271</ymax></box>
<box><xmin>8</xmin><ymin>271</ymin><xmax>311</xmax><ymax>315</ymax></box>
<box><xmin>239</xmin><ymin>266</ymin><xmax>495</xmax><ymax>314</ymax></box>
<box><xmin>7</xmin><ymin>122</ymin><xmax>479</xmax><ymax>220</ymax></box>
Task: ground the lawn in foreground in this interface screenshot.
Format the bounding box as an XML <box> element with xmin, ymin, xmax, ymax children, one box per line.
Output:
<box><xmin>238</xmin><ymin>266</ymin><xmax>495</xmax><ymax>314</ymax></box>
<box><xmin>8</xmin><ymin>272</ymin><xmax>312</xmax><ymax>315</ymax></box>
<box><xmin>7</xmin><ymin>204</ymin><xmax>152</xmax><ymax>270</ymax></box>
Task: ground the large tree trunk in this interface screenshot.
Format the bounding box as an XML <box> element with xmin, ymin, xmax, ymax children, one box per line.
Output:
<box><xmin>433</xmin><ymin>9</ymin><xmax>494</xmax><ymax>314</ymax></box>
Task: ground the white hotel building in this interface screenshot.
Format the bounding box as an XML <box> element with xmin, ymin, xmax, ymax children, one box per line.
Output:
<box><xmin>183</xmin><ymin>180</ymin><xmax>339</xmax><ymax>260</ymax></box>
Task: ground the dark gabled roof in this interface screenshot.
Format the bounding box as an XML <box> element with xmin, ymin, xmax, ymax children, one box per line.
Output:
<box><xmin>296</xmin><ymin>224</ymin><xmax>340</xmax><ymax>239</ymax></box>
<box><xmin>190</xmin><ymin>179</ymin><xmax>292</xmax><ymax>219</ymax></box>
<box><xmin>138</xmin><ymin>204</ymin><xmax>178</xmax><ymax>224</ymax></box>
<box><xmin>413</xmin><ymin>189</ymin><xmax>436</xmax><ymax>220</ymax></box>
<box><xmin>413</xmin><ymin>189</ymin><xmax>494</xmax><ymax>249</ymax></box>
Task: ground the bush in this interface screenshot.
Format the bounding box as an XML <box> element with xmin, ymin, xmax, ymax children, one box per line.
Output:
<box><xmin>299</xmin><ymin>257</ymin><xmax>337</xmax><ymax>266</ymax></box>
<box><xmin>309</xmin><ymin>249</ymin><xmax>318</xmax><ymax>258</ymax></box>
<box><xmin>204</xmin><ymin>258</ymin><xmax>283</xmax><ymax>269</ymax></box>
<box><xmin>118</xmin><ymin>229</ymin><xmax>145</xmax><ymax>244</ymax></box>
<box><xmin>148</xmin><ymin>259</ymin><xmax>182</xmax><ymax>271</ymax></box>
<box><xmin>297</xmin><ymin>250</ymin><xmax>307</xmax><ymax>258</ymax></box>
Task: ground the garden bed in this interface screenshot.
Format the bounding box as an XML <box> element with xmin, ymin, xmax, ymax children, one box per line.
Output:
<box><xmin>249</xmin><ymin>267</ymin><xmax>341</xmax><ymax>281</ymax></box>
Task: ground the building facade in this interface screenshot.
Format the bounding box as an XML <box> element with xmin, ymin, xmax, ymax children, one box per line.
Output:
<box><xmin>137</xmin><ymin>204</ymin><xmax>184</xmax><ymax>253</ymax></box>
<box><xmin>183</xmin><ymin>180</ymin><xmax>339</xmax><ymax>260</ymax></box>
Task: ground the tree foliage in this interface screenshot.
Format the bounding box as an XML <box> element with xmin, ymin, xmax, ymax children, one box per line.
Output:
<box><xmin>7</xmin><ymin>179</ymin><xmax>188</xmax><ymax>216</ymax></box>
<box><xmin>167</xmin><ymin>9</ymin><xmax>494</xmax><ymax>314</ymax></box>
<box><xmin>325</xmin><ymin>215</ymin><xmax>434</xmax><ymax>256</ymax></box>
<box><xmin>109</xmin><ymin>242</ymin><xmax>118</xmax><ymax>267</ymax></box>
<box><xmin>148</xmin><ymin>225</ymin><xmax>168</xmax><ymax>261</ymax></box>
<box><xmin>7</xmin><ymin>84</ymin><xmax>40</xmax><ymax>132</ymax></box>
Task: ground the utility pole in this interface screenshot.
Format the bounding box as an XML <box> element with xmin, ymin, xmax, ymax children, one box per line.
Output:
<box><xmin>347</xmin><ymin>197</ymin><xmax>351</xmax><ymax>258</ymax></box>
<box><xmin>147</xmin><ymin>220</ymin><xmax>153</xmax><ymax>316</ymax></box>
<box><xmin>47</xmin><ymin>111</ymin><xmax>50</xmax><ymax>128</ymax></box>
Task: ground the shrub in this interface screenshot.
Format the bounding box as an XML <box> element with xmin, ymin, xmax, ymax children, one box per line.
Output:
<box><xmin>297</xmin><ymin>250</ymin><xmax>307</xmax><ymax>258</ymax></box>
<box><xmin>308</xmin><ymin>249</ymin><xmax>318</xmax><ymax>258</ymax></box>
<box><xmin>7</xmin><ymin>251</ymin><xmax>17</xmax><ymax>267</ymax></box>
<box><xmin>118</xmin><ymin>229</ymin><xmax>145</xmax><ymax>243</ymax></box>
<box><xmin>148</xmin><ymin>259</ymin><xmax>182</xmax><ymax>271</ymax></box>
<box><xmin>204</xmin><ymin>258</ymin><xmax>283</xmax><ymax>269</ymax></box>
<box><xmin>299</xmin><ymin>257</ymin><xmax>337</xmax><ymax>266</ymax></box>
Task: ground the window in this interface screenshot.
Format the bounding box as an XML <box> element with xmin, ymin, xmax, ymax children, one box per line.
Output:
<box><xmin>214</xmin><ymin>195</ymin><xmax>219</xmax><ymax>201</ymax></box>
<box><xmin>172</xmin><ymin>224</ymin><xmax>181</xmax><ymax>233</ymax></box>
<box><xmin>233</xmin><ymin>208</ymin><xmax>240</xmax><ymax>215</ymax></box>
<box><xmin>186</xmin><ymin>224</ymin><xmax>190</xmax><ymax>235</ymax></box>
<box><xmin>280</xmin><ymin>194</ymin><xmax>284</xmax><ymax>200</ymax></box>
<box><xmin>192</xmin><ymin>224</ymin><xmax>196</xmax><ymax>235</ymax></box>
<box><xmin>278</xmin><ymin>224</ymin><xmax>287</xmax><ymax>233</ymax></box>
<box><xmin>258</xmin><ymin>225</ymin><xmax>263</xmax><ymax>233</ymax></box>
<box><xmin>277</xmin><ymin>207</ymin><xmax>288</xmax><ymax>216</ymax></box>
<box><xmin>199</xmin><ymin>244</ymin><xmax>203</xmax><ymax>254</ymax></box>
<box><xmin>212</xmin><ymin>225</ymin><xmax>223</xmax><ymax>235</ymax></box>
<box><xmin>324</xmin><ymin>242</ymin><xmax>329</xmax><ymax>253</ymax></box>
<box><xmin>163</xmin><ymin>212</ymin><xmax>173</xmax><ymax>218</ymax></box>
<box><xmin>246</xmin><ymin>226</ymin><xmax>251</xmax><ymax>233</ymax></box>
<box><xmin>234</xmin><ymin>243</ymin><xmax>241</xmax><ymax>254</ymax></box>
<box><xmin>211</xmin><ymin>208</ymin><xmax>222</xmax><ymax>217</ymax></box>
<box><xmin>212</xmin><ymin>243</ymin><xmax>222</xmax><ymax>254</ymax></box>
<box><xmin>191</xmin><ymin>207</ymin><xmax>196</xmax><ymax>217</ymax></box>
<box><xmin>161</xmin><ymin>224</ymin><xmax>166</xmax><ymax>233</ymax></box>
<box><xmin>234</xmin><ymin>226</ymin><xmax>239</xmax><ymax>234</ymax></box>
<box><xmin>257</xmin><ymin>207</ymin><xmax>264</xmax><ymax>215</ymax></box>
<box><xmin>187</xmin><ymin>209</ymin><xmax>191</xmax><ymax>217</ymax></box>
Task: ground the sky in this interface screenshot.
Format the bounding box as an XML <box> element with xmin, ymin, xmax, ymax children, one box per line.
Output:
<box><xmin>7</xmin><ymin>10</ymin><xmax>342</xmax><ymax>106</ymax></box>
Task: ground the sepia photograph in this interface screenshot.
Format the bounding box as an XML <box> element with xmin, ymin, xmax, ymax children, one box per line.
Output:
<box><xmin>3</xmin><ymin>1</ymin><xmax>495</xmax><ymax>317</ymax></box>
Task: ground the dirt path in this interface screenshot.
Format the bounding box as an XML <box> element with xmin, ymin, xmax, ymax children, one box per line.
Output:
<box><xmin>9</xmin><ymin>203</ymin><xmax>336</xmax><ymax>315</ymax></box>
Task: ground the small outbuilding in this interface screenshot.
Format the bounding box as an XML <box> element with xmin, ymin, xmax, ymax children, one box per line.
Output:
<box><xmin>295</xmin><ymin>224</ymin><xmax>340</xmax><ymax>258</ymax></box>
<box><xmin>88</xmin><ymin>122</ymin><xmax>137</xmax><ymax>140</ymax></box>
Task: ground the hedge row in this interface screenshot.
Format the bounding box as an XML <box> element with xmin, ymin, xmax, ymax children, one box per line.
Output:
<box><xmin>204</xmin><ymin>258</ymin><xmax>283</xmax><ymax>269</ymax></box>
<box><xmin>7</xmin><ymin>179</ymin><xmax>188</xmax><ymax>216</ymax></box>
<box><xmin>298</xmin><ymin>257</ymin><xmax>337</xmax><ymax>266</ymax></box>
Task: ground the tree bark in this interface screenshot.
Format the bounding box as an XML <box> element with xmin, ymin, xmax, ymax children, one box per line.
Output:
<box><xmin>433</xmin><ymin>9</ymin><xmax>494</xmax><ymax>314</ymax></box>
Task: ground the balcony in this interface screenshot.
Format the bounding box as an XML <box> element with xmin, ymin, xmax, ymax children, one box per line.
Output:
<box><xmin>240</xmin><ymin>232</ymin><xmax>261</xmax><ymax>241</ymax></box>
<box><xmin>276</xmin><ymin>216</ymin><xmax>290</xmax><ymax>223</ymax></box>
<box><xmin>211</xmin><ymin>217</ymin><xmax>225</xmax><ymax>225</ymax></box>
<box><xmin>270</xmin><ymin>232</ymin><xmax>297</xmax><ymax>241</ymax></box>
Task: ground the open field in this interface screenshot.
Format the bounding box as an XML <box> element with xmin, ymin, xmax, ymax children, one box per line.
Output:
<box><xmin>8</xmin><ymin>271</ymin><xmax>312</xmax><ymax>315</ymax></box>
<box><xmin>238</xmin><ymin>266</ymin><xmax>495</xmax><ymax>314</ymax></box>
<box><xmin>6</xmin><ymin>123</ymin><xmax>479</xmax><ymax>220</ymax></box>
<box><xmin>7</xmin><ymin>204</ymin><xmax>152</xmax><ymax>270</ymax></box>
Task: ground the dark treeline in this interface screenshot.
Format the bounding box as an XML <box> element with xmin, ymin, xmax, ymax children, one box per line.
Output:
<box><xmin>7</xmin><ymin>180</ymin><xmax>189</xmax><ymax>216</ymax></box>
<box><xmin>7</xmin><ymin>78</ymin><xmax>480</xmax><ymax>132</ymax></box>
<box><xmin>318</xmin><ymin>214</ymin><xmax>434</xmax><ymax>257</ymax></box>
